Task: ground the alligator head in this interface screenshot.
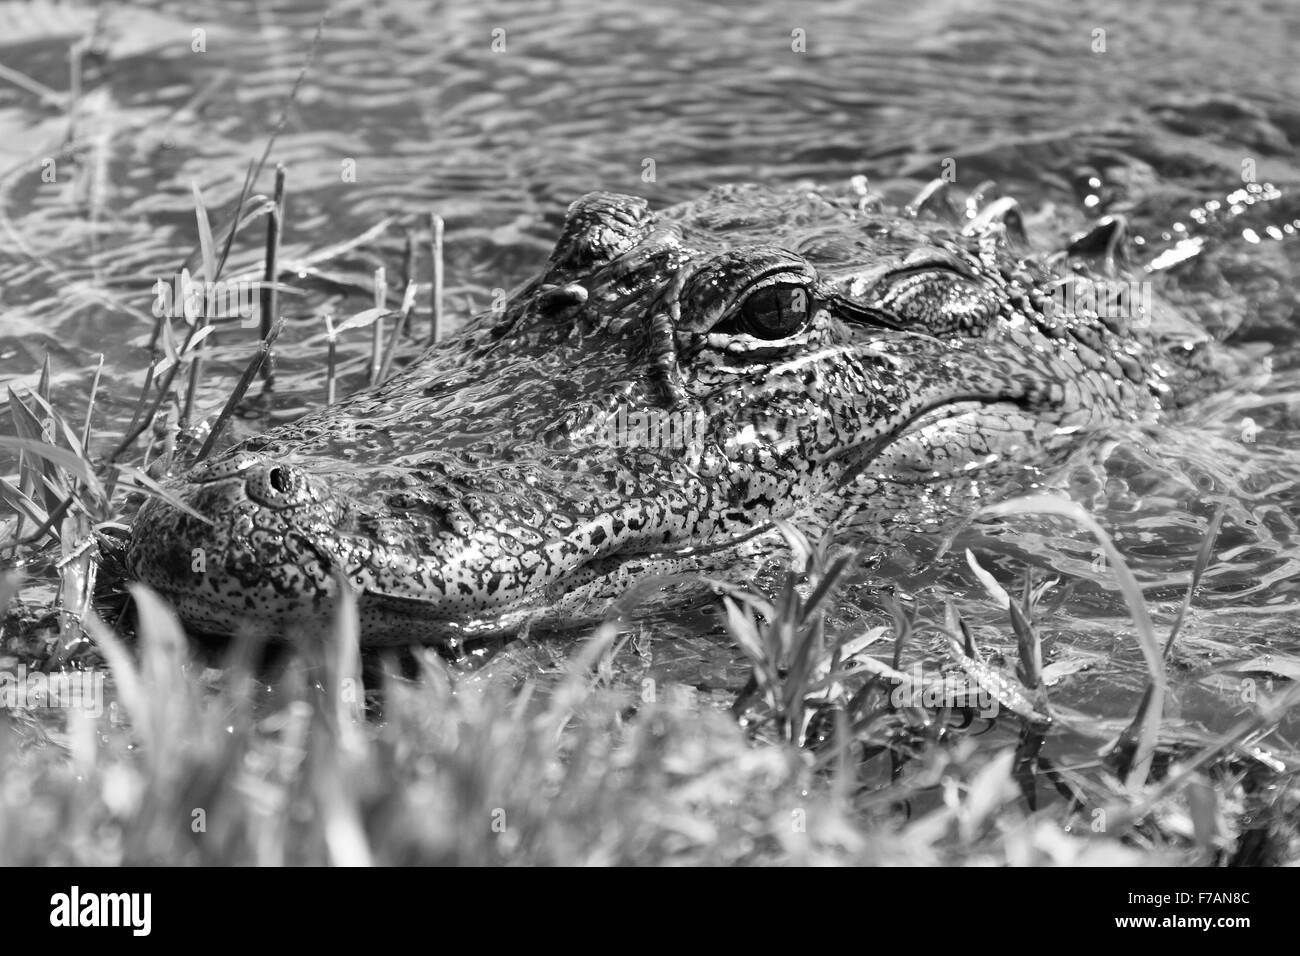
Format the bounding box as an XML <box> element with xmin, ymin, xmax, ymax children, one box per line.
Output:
<box><xmin>128</xmin><ymin>184</ymin><xmax>1167</xmax><ymax>646</ymax></box>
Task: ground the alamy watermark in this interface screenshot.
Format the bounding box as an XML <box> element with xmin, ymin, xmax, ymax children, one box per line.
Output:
<box><xmin>1045</xmin><ymin>277</ymin><xmax>1152</xmax><ymax>326</ymax></box>
<box><xmin>50</xmin><ymin>886</ymin><xmax>150</xmax><ymax>936</ymax></box>
<box><xmin>589</xmin><ymin>405</ymin><xmax>832</xmax><ymax>454</ymax></box>
<box><xmin>151</xmin><ymin>273</ymin><xmax>266</xmax><ymax>325</ymax></box>
<box><xmin>0</xmin><ymin>665</ymin><xmax>105</xmax><ymax>717</ymax></box>
<box><xmin>593</xmin><ymin>406</ymin><xmax>710</xmax><ymax>452</ymax></box>
<box><xmin>889</xmin><ymin>663</ymin><xmax>999</xmax><ymax>718</ymax></box>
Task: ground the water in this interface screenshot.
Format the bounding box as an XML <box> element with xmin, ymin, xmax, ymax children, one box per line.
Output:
<box><xmin>2</xmin><ymin>0</ymin><xmax>1299</xmax><ymax>752</ymax></box>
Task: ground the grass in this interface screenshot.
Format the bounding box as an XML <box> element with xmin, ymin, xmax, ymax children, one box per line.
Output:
<box><xmin>2</xmin><ymin>261</ymin><xmax>1298</xmax><ymax>863</ymax></box>
<box><xmin>3</xmin><ymin>340</ymin><xmax>1299</xmax><ymax>864</ymax></box>
<box><xmin>0</xmin><ymin>576</ymin><xmax>1232</xmax><ymax>866</ymax></box>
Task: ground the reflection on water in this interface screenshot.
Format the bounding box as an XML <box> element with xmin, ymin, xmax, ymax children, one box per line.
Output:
<box><xmin>1</xmin><ymin>0</ymin><xmax>1299</xmax><ymax>739</ymax></box>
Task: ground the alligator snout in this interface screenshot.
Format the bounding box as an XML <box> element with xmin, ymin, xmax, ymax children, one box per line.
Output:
<box><xmin>127</xmin><ymin>185</ymin><xmax>1162</xmax><ymax>646</ymax></box>
<box><xmin>128</xmin><ymin>444</ymin><xmax>720</xmax><ymax>645</ymax></box>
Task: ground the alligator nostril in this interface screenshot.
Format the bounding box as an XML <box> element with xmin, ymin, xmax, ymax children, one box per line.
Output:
<box><xmin>243</xmin><ymin>463</ymin><xmax>307</xmax><ymax>508</ymax></box>
<box><xmin>267</xmin><ymin>466</ymin><xmax>293</xmax><ymax>495</ymax></box>
<box><xmin>536</xmin><ymin>282</ymin><xmax>589</xmax><ymax>314</ymax></box>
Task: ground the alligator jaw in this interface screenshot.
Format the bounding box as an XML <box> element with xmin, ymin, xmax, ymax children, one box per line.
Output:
<box><xmin>127</xmin><ymin>184</ymin><xmax>1159</xmax><ymax>646</ymax></box>
<box><xmin>127</xmin><ymin>332</ymin><xmax>1060</xmax><ymax>646</ymax></box>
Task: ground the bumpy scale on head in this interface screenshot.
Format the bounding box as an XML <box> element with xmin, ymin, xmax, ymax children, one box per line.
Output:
<box><xmin>129</xmin><ymin>184</ymin><xmax>1172</xmax><ymax>645</ymax></box>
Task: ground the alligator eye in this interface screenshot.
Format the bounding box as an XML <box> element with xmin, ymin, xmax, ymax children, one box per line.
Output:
<box><xmin>717</xmin><ymin>282</ymin><xmax>814</xmax><ymax>340</ymax></box>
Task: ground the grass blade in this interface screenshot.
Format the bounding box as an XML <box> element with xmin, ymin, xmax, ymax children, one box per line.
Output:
<box><xmin>195</xmin><ymin>317</ymin><xmax>286</xmax><ymax>462</ymax></box>
<box><xmin>981</xmin><ymin>494</ymin><xmax>1162</xmax><ymax>788</ymax></box>
<box><xmin>965</xmin><ymin>548</ymin><xmax>1011</xmax><ymax>610</ymax></box>
<box><xmin>191</xmin><ymin>181</ymin><xmax>217</xmax><ymax>282</ymax></box>
<box><xmin>0</xmin><ymin>436</ymin><xmax>104</xmax><ymax>502</ymax></box>
<box><xmin>1164</xmin><ymin>503</ymin><xmax>1226</xmax><ymax>659</ymax></box>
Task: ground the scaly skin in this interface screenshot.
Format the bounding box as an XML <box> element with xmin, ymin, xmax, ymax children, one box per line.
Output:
<box><xmin>128</xmin><ymin>184</ymin><xmax>1200</xmax><ymax>646</ymax></box>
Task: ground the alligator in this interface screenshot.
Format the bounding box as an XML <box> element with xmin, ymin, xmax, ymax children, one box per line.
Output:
<box><xmin>127</xmin><ymin>182</ymin><xmax>1227</xmax><ymax>647</ymax></box>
